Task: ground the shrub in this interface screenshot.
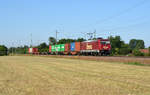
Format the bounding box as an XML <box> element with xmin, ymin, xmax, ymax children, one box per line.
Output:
<box><xmin>118</xmin><ymin>48</ymin><xmax>131</xmax><ymax>55</ymax></box>
<box><xmin>149</xmin><ymin>47</ymin><xmax>150</xmax><ymax>56</ymax></box>
<box><xmin>144</xmin><ymin>53</ymin><xmax>149</xmax><ymax>56</ymax></box>
<box><xmin>0</xmin><ymin>45</ymin><xmax>8</xmax><ymax>56</ymax></box>
<box><xmin>133</xmin><ymin>49</ymin><xmax>144</xmax><ymax>56</ymax></box>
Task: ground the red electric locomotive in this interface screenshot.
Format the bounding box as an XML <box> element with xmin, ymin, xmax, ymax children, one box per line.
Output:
<box><xmin>80</xmin><ymin>38</ymin><xmax>111</xmax><ymax>56</ymax></box>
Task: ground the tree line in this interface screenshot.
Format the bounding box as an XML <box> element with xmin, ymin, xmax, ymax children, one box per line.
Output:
<box><xmin>109</xmin><ymin>36</ymin><xmax>146</xmax><ymax>56</ymax></box>
<box><xmin>0</xmin><ymin>36</ymin><xmax>149</xmax><ymax>56</ymax></box>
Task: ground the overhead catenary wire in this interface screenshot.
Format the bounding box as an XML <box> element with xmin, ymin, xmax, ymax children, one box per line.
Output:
<box><xmin>77</xmin><ymin>0</ymin><xmax>149</xmax><ymax>38</ymax></box>
<box><xmin>94</xmin><ymin>0</ymin><xmax>149</xmax><ymax>25</ymax></box>
<box><xmin>81</xmin><ymin>0</ymin><xmax>149</xmax><ymax>30</ymax></box>
<box><xmin>98</xmin><ymin>21</ymin><xmax>149</xmax><ymax>33</ymax></box>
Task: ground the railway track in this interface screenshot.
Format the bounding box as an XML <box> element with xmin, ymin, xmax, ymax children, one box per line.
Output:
<box><xmin>28</xmin><ymin>52</ymin><xmax>150</xmax><ymax>58</ymax></box>
<box><xmin>27</xmin><ymin>54</ymin><xmax>150</xmax><ymax>65</ymax></box>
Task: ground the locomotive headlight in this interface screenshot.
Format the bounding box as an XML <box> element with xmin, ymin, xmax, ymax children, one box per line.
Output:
<box><xmin>103</xmin><ymin>46</ymin><xmax>108</xmax><ymax>49</ymax></box>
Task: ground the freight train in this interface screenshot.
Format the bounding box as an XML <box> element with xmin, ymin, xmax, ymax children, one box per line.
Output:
<box><xmin>28</xmin><ymin>38</ymin><xmax>111</xmax><ymax>56</ymax></box>
<box><xmin>49</xmin><ymin>38</ymin><xmax>111</xmax><ymax>56</ymax></box>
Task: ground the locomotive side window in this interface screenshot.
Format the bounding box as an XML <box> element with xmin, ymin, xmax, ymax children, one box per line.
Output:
<box><xmin>101</xmin><ymin>41</ymin><xmax>110</xmax><ymax>45</ymax></box>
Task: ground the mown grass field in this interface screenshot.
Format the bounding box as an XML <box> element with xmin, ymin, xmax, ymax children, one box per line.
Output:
<box><xmin>0</xmin><ymin>56</ymin><xmax>150</xmax><ymax>95</ymax></box>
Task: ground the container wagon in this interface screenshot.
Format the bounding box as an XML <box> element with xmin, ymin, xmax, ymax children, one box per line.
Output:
<box><xmin>28</xmin><ymin>48</ymin><xmax>38</xmax><ymax>54</ymax></box>
<box><xmin>64</xmin><ymin>43</ymin><xmax>70</xmax><ymax>55</ymax></box>
<box><xmin>70</xmin><ymin>42</ymin><xmax>81</xmax><ymax>55</ymax></box>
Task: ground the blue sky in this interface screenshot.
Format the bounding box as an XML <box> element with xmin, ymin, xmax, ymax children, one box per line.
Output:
<box><xmin>0</xmin><ymin>0</ymin><xmax>150</xmax><ymax>47</ymax></box>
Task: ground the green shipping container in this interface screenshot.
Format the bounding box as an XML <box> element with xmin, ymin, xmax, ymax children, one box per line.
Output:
<box><xmin>51</xmin><ymin>45</ymin><xmax>55</xmax><ymax>52</ymax></box>
<box><xmin>60</xmin><ymin>44</ymin><xmax>65</xmax><ymax>52</ymax></box>
<box><xmin>55</xmin><ymin>45</ymin><xmax>61</xmax><ymax>52</ymax></box>
<box><xmin>51</xmin><ymin>44</ymin><xmax>65</xmax><ymax>52</ymax></box>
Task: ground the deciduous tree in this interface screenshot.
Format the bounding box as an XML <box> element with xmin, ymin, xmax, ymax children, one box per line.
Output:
<box><xmin>129</xmin><ymin>39</ymin><xmax>145</xmax><ymax>49</ymax></box>
<box><xmin>49</xmin><ymin>37</ymin><xmax>56</xmax><ymax>45</ymax></box>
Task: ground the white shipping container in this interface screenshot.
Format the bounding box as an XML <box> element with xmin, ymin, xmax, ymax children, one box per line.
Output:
<box><xmin>29</xmin><ymin>48</ymin><xmax>33</xmax><ymax>53</ymax></box>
